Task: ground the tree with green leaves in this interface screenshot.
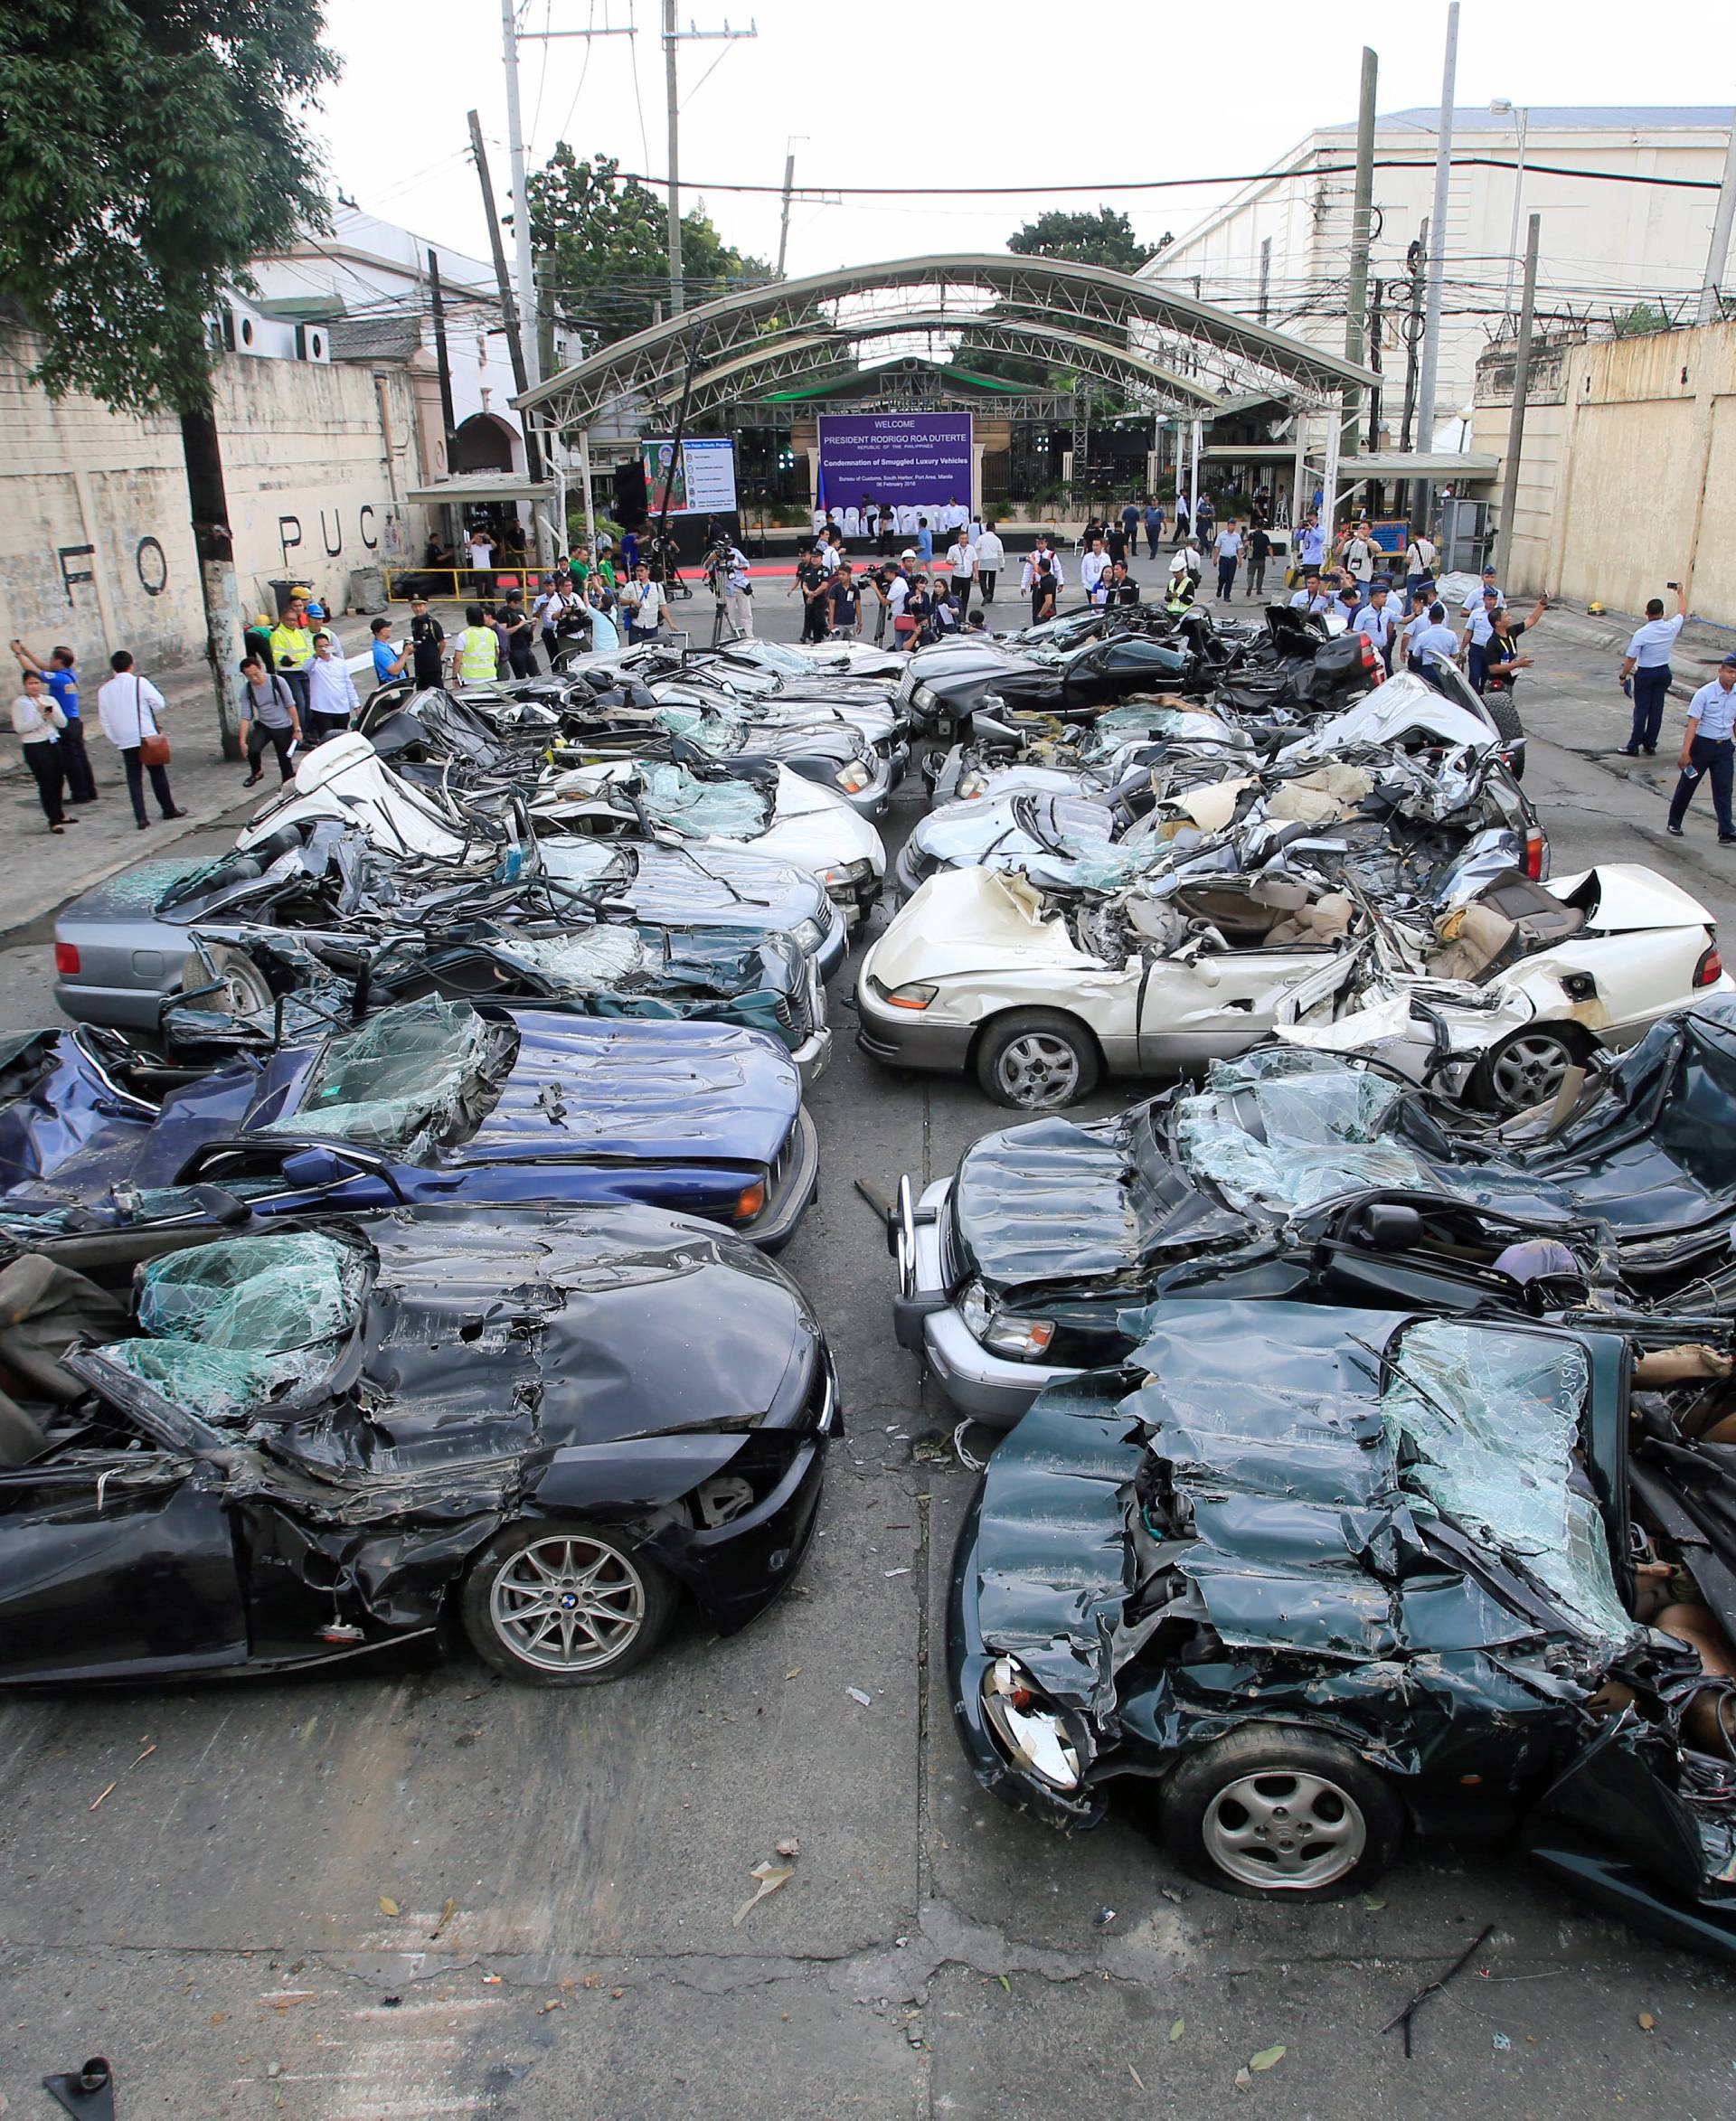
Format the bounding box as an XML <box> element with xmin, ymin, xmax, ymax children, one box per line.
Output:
<box><xmin>529</xmin><ymin>146</ymin><xmax>769</xmax><ymax>345</ymax></box>
<box><xmin>0</xmin><ymin>1</ymin><xmax>338</xmax><ymax>750</ymax></box>
<box><xmin>1008</xmin><ymin>208</ymin><xmax>1157</xmax><ymax>275</ymax></box>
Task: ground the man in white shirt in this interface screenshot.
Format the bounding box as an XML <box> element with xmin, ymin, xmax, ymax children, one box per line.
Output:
<box><xmin>1410</xmin><ymin>602</ymin><xmax>1460</xmax><ymax>672</ymax></box>
<box><xmin>96</xmin><ymin>649</ymin><xmax>186</xmax><ymax>829</ymax></box>
<box><xmin>1459</xmin><ymin>567</ymin><xmax>1504</xmax><ymax>618</ymax></box>
<box><xmin>305</xmin><ymin>631</ymin><xmax>361</xmax><ymax>742</ymax></box>
<box><xmin>939</xmin><ymin>496</ymin><xmax>967</xmax><ymax>534</ymax></box>
<box><xmin>1403</xmin><ymin>527</ymin><xmax>1438</xmax><ymax>599</ymax></box>
<box><xmin>465</xmin><ymin>526</ymin><xmax>495</xmax><ymax>589</ymax></box>
<box><xmin>1617</xmin><ymin>581</ymin><xmax>1689</xmax><ymax>755</ymax></box>
<box><xmin>1666</xmin><ymin>653</ymin><xmax>1736</xmax><ymax>842</ymax></box>
<box><xmin>1354</xmin><ymin>583</ymin><xmax>1397</xmax><ymax>672</ymax></box>
<box><xmin>1288</xmin><ymin>570</ymin><xmax>1329</xmax><ymax>614</ymax></box>
<box><xmin>624</xmin><ymin>563</ymin><xmax>665</xmax><ymax>643</ymax></box>
<box><xmin>1021</xmin><ymin>542</ymin><xmax>1064</xmax><ymax>593</ymax></box>
<box><xmin>975</xmin><ymin>521</ymin><xmax>1006</xmax><ymax>604</ymax></box>
<box><xmin>1079</xmin><ymin>537</ymin><xmax>1110</xmax><ymax>601</ymax></box>
<box><xmin>944</xmin><ymin>530</ymin><xmax>977</xmax><ymax>620</ymax></box>
<box><xmin>1212</xmin><ymin>523</ymin><xmax>1243</xmax><ymax>601</ymax></box>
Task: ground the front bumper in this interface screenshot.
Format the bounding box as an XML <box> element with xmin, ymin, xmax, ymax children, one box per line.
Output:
<box><xmin>891</xmin><ymin>840</ymin><xmax>939</xmax><ymax>902</ymax></box>
<box><xmin>854</xmin><ymin>966</ymin><xmax>974</xmax><ymax>1072</ymax></box>
<box><xmin>748</xmin><ymin>1106</ymin><xmax>821</xmax><ymax>1253</ymax></box>
<box><xmin>947</xmin><ymin>1485</ymin><xmax>1107</xmax><ymax>1829</ymax></box>
<box><xmin>893</xmin><ymin>1177</ymin><xmax>1076</xmax><ymax>1426</ymax></box>
<box><xmin>791</xmin><ymin>1025</ymin><xmax>834</xmax><ymax>1086</ymax></box>
<box><xmin>826</xmin><ymin>869</ymin><xmax>883</xmax><ymax>930</ymax></box>
<box><xmin>666</xmin><ymin>1374</ymin><xmax>835</xmax><ymax>1634</ymax></box>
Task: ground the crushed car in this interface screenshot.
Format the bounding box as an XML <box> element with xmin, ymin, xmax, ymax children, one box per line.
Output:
<box><xmin>0</xmin><ymin>995</ymin><xmax>818</xmax><ymax>1249</ymax></box>
<box><xmin>948</xmin><ymin>1295</ymin><xmax>1736</xmax><ymax>1959</ymax></box>
<box><xmin>0</xmin><ymin>1198</ymin><xmax>834</xmax><ymax>1687</ymax></box>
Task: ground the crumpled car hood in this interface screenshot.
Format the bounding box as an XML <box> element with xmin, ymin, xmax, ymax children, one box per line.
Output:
<box><xmin>953</xmin><ymin>1110</ymin><xmax>1250</xmax><ymax>1295</ymax></box>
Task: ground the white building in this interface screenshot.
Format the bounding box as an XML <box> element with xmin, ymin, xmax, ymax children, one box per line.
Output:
<box><xmin>1146</xmin><ymin>107</ymin><xmax>1735</xmax><ymax>448</ymax></box>
<box><xmin>250</xmin><ymin>206</ymin><xmax>531</xmax><ymax>502</ymax></box>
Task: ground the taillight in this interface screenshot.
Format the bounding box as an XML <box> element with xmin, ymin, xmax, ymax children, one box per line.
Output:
<box><xmin>1524</xmin><ymin>830</ymin><xmax>1545</xmax><ymax>881</ymax></box>
<box><xmin>54</xmin><ymin>942</ymin><xmax>80</xmax><ymax>976</ymax></box>
<box><xmin>1695</xmin><ymin>942</ymin><xmax>1722</xmax><ymax>989</ymax></box>
<box><xmin>733</xmin><ymin>1181</ymin><xmax>767</xmax><ymax>1222</ymax></box>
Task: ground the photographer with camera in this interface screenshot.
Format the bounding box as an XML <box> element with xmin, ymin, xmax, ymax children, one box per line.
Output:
<box><xmin>705</xmin><ymin>534</ymin><xmax>754</xmax><ymax>638</ymax></box>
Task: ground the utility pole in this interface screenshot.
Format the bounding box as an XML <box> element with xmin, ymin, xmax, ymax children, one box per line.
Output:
<box><xmin>662</xmin><ymin>5</ymin><xmax>758</xmax><ymax>315</ymax></box>
<box><xmin>1696</xmin><ymin>119</ymin><xmax>1736</xmax><ymax>324</ymax></box>
<box><xmin>1342</xmin><ymin>44</ymin><xmax>1378</xmax><ymax>477</ymax></box>
<box><xmin>427</xmin><ymin>250</ymin><xmax>458</xmax><ymax>456</ymax></box>
<box><xmin>776</xmin><ymin>141</ymin><xmax>799</xmax><ymax>278</ymax></box>
<box><xmin>499</xmin><ymin>0</ymin><xmax>539</xmax><ymax>391</ymax></box>
<box><xmin>1399</xmin><ymin>222</ymin><xmax>1426</xmax><ymax>452</ymax></box>
<box><xmin>1496</xmin><ymin>212</ymin><xmax>1541</xmax><ymax>583</ymax></box>
<box><xmin>1367</xmin><ymin>276</ymin><xmax>1383</xmax><ymax>452</ymax></box>
<box><xmin>467</xmin><ymin>108</ymin><xmax>544</xmax><ymax>501</ymax></box>
<box><xmin>1414</xmin><ymin>0</ymin><xmax>1458</xmax><ymax>473</ymax></box>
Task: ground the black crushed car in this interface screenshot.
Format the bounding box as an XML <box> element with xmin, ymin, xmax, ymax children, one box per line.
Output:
<box><xmin>0</xmin><ymin>1197</ymin><xmax>835</xmax><ymax>1687</ymax></box>
<box><xmin>895</xmin><ymin>1015</ymin><xmax>1736</xmax><ymax>1422</ymax></box>
<box><xmin>948</xmin><ymin>1296</ymin><xmax>1736</xmax><ymax>1957</ymax></box>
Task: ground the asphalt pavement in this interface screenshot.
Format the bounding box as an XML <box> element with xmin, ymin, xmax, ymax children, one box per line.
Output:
<box><xmin>0</xmin><ymin>574</ymin><xmax>1732</xmax><ymax>2119</ymax></box>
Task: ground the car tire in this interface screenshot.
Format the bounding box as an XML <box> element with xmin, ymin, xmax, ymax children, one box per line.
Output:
<box><xmin>1467</xmin><ymin>1023</ymin><xmax>1591</xmax><ymax>1116</ymax></box>
<box><xmin>460</xmin><ymin>1521</ymin><xmax>676</xmax><ymax>1687</ymax></box>
<box><xmin>1158</xmin><ymin>1724</ymin><xmax>1403</xmax><ymax>1901</ymax></box>
<box><xmin>1483</xmin><ymin>688</ymin><xmax>1525</xmax><ymax>777</ymax></box>
<box><xmin>974</xmin><ymin>1009</ymin><xmax>1100</xmax><ymax>1110</ymax></box>
<box><xmin>177</xmin><ymin>941</ymin><xmax>275</xmax><ymax>1019</ymax></box>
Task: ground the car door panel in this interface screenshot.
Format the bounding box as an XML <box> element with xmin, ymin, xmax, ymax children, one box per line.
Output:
<box><xmin>0</xmin><ymin>1464</ymin><xmax>248</xmax><ymax>1682</ymax></box>
<box><xmin>1139</xmin><ymin>949</ymin><xmax>1335</xmax><ymax>1070</ymax></box>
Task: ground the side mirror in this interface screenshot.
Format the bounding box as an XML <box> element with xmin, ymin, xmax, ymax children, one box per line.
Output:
<box><xmin>1349</xmin><ymin>1202</ymin><xmax>1425</xmax><ymax>1250</ymax></box>
<box><xmin>280</xmin><ymin>1146</ymin><xmax>347</xmax><ymax>1192</ymax></box>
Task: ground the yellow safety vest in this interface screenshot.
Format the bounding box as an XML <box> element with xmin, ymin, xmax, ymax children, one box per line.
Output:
<box><xmin>458</xmin><ymin>627</ymin><xmax>499</xmax><ymax>683</ymax></box>
<box><xmin>269</xmin><ymin>623</ymin><xmax>308</xmax><ymax>670</ymax></box>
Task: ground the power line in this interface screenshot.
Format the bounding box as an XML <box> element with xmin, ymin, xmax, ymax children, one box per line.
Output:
<box><xmin>602</xmin><ymin>153</ymin><xmax>1727</xmax><ymax>199</ymax></box>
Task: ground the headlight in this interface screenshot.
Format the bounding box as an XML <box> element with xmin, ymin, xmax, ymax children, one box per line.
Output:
<box><xmin>913</xmin><ymin>683</ymin><xmax>937</xmax><ymax>710</ymax></box>
<box><xmin>958</xmin><ymin>1277</ymin><xmax>1056</xmax><ymax>1358</ymax></box>
<box><xmin>958</xmin><ymin>771</ymin><xmax>987</xmax><ymax>800</ymax></box>
<box><xmin>835</xmin><ymin>761</ymin><xmax>873</xmax><ymax>794</ymax></box>
<box><xmin>882</xmin><ymin>981</ymin><xmax>937</xmax><ymax>1012</ymax></box>
<box><xmin>791</xmin><ymin>917</ymin><xmax>824</xmax><ymax>955</ymax></box>
<box><xmin>982</xmin><ymin>1657</ymin><xmax>1082</xmax><ymax>1791</ymax></box>
<box><xmin>820</xmin><ymin>858</ymin><xmax>873</xmax><ymax>886</ymax></box>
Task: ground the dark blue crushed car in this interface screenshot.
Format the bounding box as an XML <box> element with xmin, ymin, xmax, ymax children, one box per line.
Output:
<box><xmin>949</xmin><ymin>1297</ymin><xmax>1736</xmax><ymax>1960</ymax></box>
<box><xmin>0</xmin><ymin>1197</ymin><xmax>835</xmax><ymax>1686</ymax></box>
<box><xmin>0</xmin><ymin>996</ymin><xmax>817</xmax><ymax>1249</ymax></box>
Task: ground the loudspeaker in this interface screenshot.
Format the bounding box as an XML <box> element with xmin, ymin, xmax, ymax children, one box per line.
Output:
<box><xmin>612</xmin><ymin>461</ymin><xmax>648</xmax><ymax>526</ymax></box>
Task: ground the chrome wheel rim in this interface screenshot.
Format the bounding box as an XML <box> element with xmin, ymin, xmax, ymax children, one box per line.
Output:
<box><xmin>995</xmin><ymin>1032</ymin><xmax>1081</xmax><ymax>1108</ymax></box>
<box><xmin>490</xmin><ymin>1535</ymin><xmax>646</xmax><ymax>1673</ymax></box>
<box><xmin>1488</xmin><ymin>1032</ymin><xmax>1572</xmax><ymax>1112</ymax></box>
<box><xmin>1203</xmin><ymin>1769</ymin><xmax>1366</xmax><ymax>1890</ymax></box>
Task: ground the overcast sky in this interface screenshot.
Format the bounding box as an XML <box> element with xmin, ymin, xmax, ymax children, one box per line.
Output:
<box><xmin>310</xmin><ymin>0</ymin><xmax>1735</xmax><ymax>278</ymax></box>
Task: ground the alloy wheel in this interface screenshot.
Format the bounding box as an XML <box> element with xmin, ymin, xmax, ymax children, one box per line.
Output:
<box><xmin>1487</xmin><ymin>1032</ymin><xmax>1574</xmax><ymax>1112</ymax></box>
<box><xmin>1202</xmin><ymin>1769</ymin><xmax>1367</xmax><ymax>1890</ymax></box>
<box><xmin>995</xmin><ymin>1032</ymin><xmax>1081</xmax><ymax>1108</ymax></box>
<box><xmin>489</xmin><ymin>1534</ymin><xmax>647</xmax><ymax>1673</ymax></box>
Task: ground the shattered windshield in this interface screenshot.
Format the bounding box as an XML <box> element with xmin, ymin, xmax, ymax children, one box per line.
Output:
<box><xmin>92</xmin><ymin>1230</ymin><xmax>369</xmax><ymax>1422</ymax></box>
<box><xmin>638</xmin><ymin>763</ymin><xmax>770</xmax><ymax>840</ymax></box>
<box><xmin>1382</xmin><ymin>1319</ymin><xmax>1635</xmax><ymax>1645</ymax></box>
<box><xmin>1175</xmin><ymin>1050</ymin><xmax>1431</xmax><ymax>1212</ymax></box>
<box><xmin>260</xmin><ymin>996</ymin><xmax>514</xmax><ymax>1155</ymax></box>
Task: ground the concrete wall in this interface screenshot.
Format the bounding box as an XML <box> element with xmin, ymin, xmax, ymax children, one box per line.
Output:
<box><xmin>1473</xmin><ymin>320</ymin><xmax>1736</xmax><ymax>623</ymax></box>
<box><xmin>0</xmin><ymin>333</ymin><xmax>423</xmax><ymax>673</ymax></box>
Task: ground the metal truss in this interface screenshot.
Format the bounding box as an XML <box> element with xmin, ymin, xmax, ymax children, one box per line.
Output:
<box><xmin>515</xmin><ymin>253</ymin><xmax>1378</xmax><ymax>433</ymax></box>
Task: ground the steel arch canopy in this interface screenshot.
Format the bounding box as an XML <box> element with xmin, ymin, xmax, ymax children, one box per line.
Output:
<box><xmin>634</xmin><ymin>312</ymin><xmax>1225</xmax><ymax>418</ymax></box>
<box><xmin>514</xmin><ymin>252</ymin><xmax>1377</xmax><ymax>428</ymax></box>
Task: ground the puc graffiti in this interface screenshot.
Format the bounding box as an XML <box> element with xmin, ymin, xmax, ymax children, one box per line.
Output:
<box><xmin>54</xmin><ymin>504</ymin><xmax>394</xmax><ymax>611</ymax></box>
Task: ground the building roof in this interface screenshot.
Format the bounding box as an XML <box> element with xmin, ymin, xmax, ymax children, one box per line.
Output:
<box><xmin>328</xmin><ymin>316</ymin><xmax>423</xmax><ymax>364</ymax></box>
<box><xmin>1320</xmin><ymin>106</ymin><xmax>1734</xmax><ymax>136</ymax></box>
<box><xmin>406</xmin><ymin>471</ymin><xmax>554</xmax><ymax>504</ymax></box>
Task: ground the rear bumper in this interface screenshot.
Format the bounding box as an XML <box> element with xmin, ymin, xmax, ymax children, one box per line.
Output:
<box><xmin>54</xmin><ymin>978</ymin><xmax>176</xmax><ymax>1032</ymax></box>
<box><xmin>894</xmin><ymin>1177</ymin><xmax>1076</xmax><ymax>1427</ymax></box>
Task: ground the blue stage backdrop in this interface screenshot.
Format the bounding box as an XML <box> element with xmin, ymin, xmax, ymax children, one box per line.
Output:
<box><xmin>817</xmin><ymin>413</ymin><xmax>973</xmax><ymax>512</ymax></box>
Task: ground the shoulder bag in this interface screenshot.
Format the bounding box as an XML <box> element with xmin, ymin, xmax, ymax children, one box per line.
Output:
<box><xmin>136</xmin><ymin>677</ymin><xmax>171</xmax><ymax>767</ymax></box>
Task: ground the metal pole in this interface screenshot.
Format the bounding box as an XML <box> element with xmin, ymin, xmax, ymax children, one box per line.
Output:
<box><xmin>1367</xmin><ymin>275</ymin><xmax>1384</xmax><ymax>452</ymax></box>
<box><xmin>427</xmin><ymin>250</ymin><xmax>458</xmax><ymax>450</ymax></box>
<box><xmin>1189</xmin><ymin>416</ymin><xmax>1201</xmax><ymax>536</ymax></box>
<box><xmin>501</xmin><ymin>0</ymin><xmax>540</xmax><ymax>389</ymax></box>
<box><xmin>467</xmin><ymin>109</ymin><xmax>544</xmax><ymax>494</ymax></box>
<box><xmin>776</xmin><ymin>149</ymin><xmax>797</xmax><ymax>278</ymax></box>
<box><xmin>579</xmin><ymin>426</ymin><xmax>597</xmax><ymax>547</ymax></box>
<box><xmin>1415</xmin><ymin>1</ymin><xmax>1458</xmax><ymax>457</ymax></box>
<box><xmin>1400</xmin><ymin>220</ymin><xmax>1426</xmax><ymax>452</ymax></box>
<box><xmin>1496</xmin><ymin>212</ymin><xmax>1542</xmax><ymax>583</ymax></box>
<box><xmin>1319</xmin><ymin>391</ymin><xmax>1343</xmax><ymax>545</ymax></box>
<box><xmin>663</xmin><ymin>0</ymin><xmax>684</xmax><ymax>316</ymax></box>
<box><xmin>1696</xmin><ymin>120</ymin><xmax>1736</xmax><ymax>325</ymax></box>
<box><xmin>1343</xmin><ymin>45</ymin><xmax>1378</xmax><ymax>466</ymax></box>
<box><xmin>1502</xmin><ymin>108</ymin><xmax>1527</xmax><ymax>318</ymax></box>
